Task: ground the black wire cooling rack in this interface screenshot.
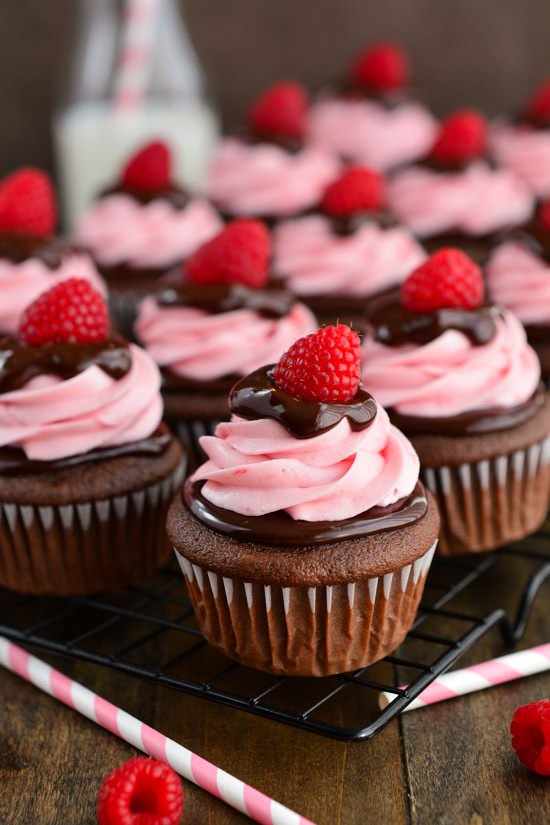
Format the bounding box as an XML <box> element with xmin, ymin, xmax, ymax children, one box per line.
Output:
<box><xmin>1</xmin><ymin>522</ymin><xmax>549</xmax><ymax>742</ymax></box>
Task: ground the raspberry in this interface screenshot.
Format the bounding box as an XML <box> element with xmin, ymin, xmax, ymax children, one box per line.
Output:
<box><xmin>19</xmin><ymin>278</ymin><xmax>109</xmax><ymax>346</ymax></box>
<box><xmin>539</xmin><ymin>201</ymin><xmax>550</xmax><ymax>233</ymax></box>
<box><xmin>121</xmin><ymin>141</ymin><xmax>171</xmax><ymax>191</ymax></box>
<box><xmin>0</xmin><ymin>167</ymin><xmax>56</xmax><ymax>238</ymax></box>
<box><xmin>429</xmin><ymin>110</ymin><xmax>487</xmax><ymax>164</ymax></box>
<box><xmin>97</xmin><ymin>756</ymin><xmax>184</xmax><ymax>825</ymax></box>
<box><xmin>321</xmin><ymin>167</ymin><xmax>385</xmax><ymax>216</ymax></box>
<box><xmin>349</xmin><ymin>42</ymin><xmax>409</xmax><ymax>93</ymax></box>
<box><xmin>274</xmin><ymin>324</ymin><xmax>361</xmax><ymax>403</ymax></box>
<box><xmin>185</xmin><ymin>219</ymin><xmax>270</xmax><ymax>288</ymax></box>
<box><xmin>526</xmin><ymin>79</ymin><xmax>550</xmax><ymax>125</ymax></box>
<box><xmin>511</xmin><ymin>699</ymin><xmax>550</xmax><ymax>776</ymax></box>
<box><xmin>401</xmin><ymin>248</ymin><xmax>484</xmax><ymax>313</ymax></box>
<box><xmin>248</xmin><ymin>82</ymin><xmax>308</xmax><ymax>140</ymax></box>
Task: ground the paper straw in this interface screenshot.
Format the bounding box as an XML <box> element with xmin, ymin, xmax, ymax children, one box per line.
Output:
<box><xmin>114</xmin><ymin>0</ymin><xmax>161</xmax><ymax>110</ymax></box>
<box><xmin>0</xmin><ymin>637</ymin><xmax>315</xmax><ymax>825</ymax></box>
<box><xmin>379</xmin><ymin>643</ymin><xmax>550</xmax><ymax>711</ymax></box>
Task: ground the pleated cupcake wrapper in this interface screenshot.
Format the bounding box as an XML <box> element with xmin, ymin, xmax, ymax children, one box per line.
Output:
<box><xmin>109</xmin><ymin>290</ymin><xmax>146</xmax><ymax>340</ymax></box>
<box><xmin>176</xmin><ymin>540</ymin><xmax>437</xmax><ymax>677</ymax></box>
<box><xmin>421</xmin><ymin>435</ymin><xmax>550</xmax><ymax>556</ymax></box>
<box><xmin>0</xmin><ymin>461</ymin><xmax>186</xmax><ymax>596</ymax></box>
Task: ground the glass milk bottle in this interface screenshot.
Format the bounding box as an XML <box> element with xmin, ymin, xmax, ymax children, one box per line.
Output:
<box><xmin>53</xmin><ymin>0</ymin><xmax>219</xmax><ymax>228</ymax></box>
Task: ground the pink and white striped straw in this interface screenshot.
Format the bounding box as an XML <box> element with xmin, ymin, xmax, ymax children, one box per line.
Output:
<box><xmin>0</xmin><ymin>637</ymin><xmax>315</xmax><ymax>825</ymax></box>
<box><xmin>379</xmin><ymin>643</ymin><xmax>550</xmax><ymax>711</ymax></box>
<box><xmin>114</xmin><ymin>0</ymin><xmax>161</xmax><ymax>110</ymax></box>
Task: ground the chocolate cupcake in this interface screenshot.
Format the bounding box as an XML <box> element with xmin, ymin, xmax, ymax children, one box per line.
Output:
<box><xmin>135</xmin><ymin>220</ymin><xmax>317</xmax><ymax>432</ymax></box>
<box><xmin>362</xmin><ymin>248</ymin><xmax>550</xmax><ymax>556</ymax></box>
<box><xmin>207</xmin><ymin>83</ymin><xmax>338</xmax><ymax>226</ymax></box>
<box><xmin>76</xmin><ymin>141</ymin><xmax>222</xmax><ymax>335</ymax></box>
<box><xmin>167</xmin><ymin>325</ymin><xmax>439</xmax><ymax>677</ymax></box>
<box><xmin>0</xmin><ymin>278</ymin><xmax>185</xmax><ymax>595</ymax></box>
<box><xmin>308</xmin><ymin>42</ymin><xmax>437</xmax><ymax>172</ymax></box>
<box><xmin>388</xmin><ymin>110</ymin><xmax>534</xmax><ymax>264</ymax></box>
<box><xmin>272</xmin><ymin>167</ymin><xmax>426</xmax><ymax>328</ymax></box>
<box><xmin>0</xmin><ymin>167</ymin><xmax>105</xmax><ymax>335</ymax></box>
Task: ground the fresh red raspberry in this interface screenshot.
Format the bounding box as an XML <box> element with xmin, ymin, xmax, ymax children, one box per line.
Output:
<box><xmin>248</xmin><ymin>82</ymin><xmax>308</xmax><ymax>140</ymax></box>
<box><xmin>539</xmin><ymin>201</ymin><xmax>550</xmax><ymax>233</ymax></box>
<box><xmin>274</xmin><ymin>324</ymin><xmax>361</xmax><ymax>403</ymax></box>
<box><xmin>19</xmin><ymin>278</ymin><xmax>109</xmax><ymax>346</ymax></box>
<box><xmin>0</xmin><ymin>167</ymin><xmax>56</xmax><ymax>238</ymax></box>
<box><xmin>349</xmin><ymin>41</ymin><xmax>409</xmax><ymax>93</ymax></box>
<box><xmin>321</xmin><ymin>167</ymin><xmax>386</xmax><ymax>216</ymax></box>
<box><xmin>97</xmin><ymin>756</ymin><xmax>184</xmax><ymax>825</ymax></box>
<box><xmin>526</xmin><ymin>79</ymin><xmax>550</xmax><ymax>125</ymax></box>
<box><xmin>429</xmin><ymin>110</ymin><xmax>487</xmax><ymax>164</ymax></box>
<box><xmin>185</xmin><ymin>219</ymin><xmax>270</xmax><ymax>288</ymax></box>
<box><xmin>401</xmin><ymin>248</ymin><xmax>484</xmax><ymax>313</ymax></box>
<box><xmin>121</xmin><ymin>141</ymin><xmax>171</xmax><ymax>191</ymax></box>
<box><xmin>511</xmin><ymin>699</ymin><xmax>550</xmax><ymax>776</ymax></box>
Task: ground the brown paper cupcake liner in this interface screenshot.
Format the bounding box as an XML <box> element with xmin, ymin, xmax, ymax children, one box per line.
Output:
<box><xmin>0</xmin><ymin>461</ymin><xmax>186</xmax><ymax>596</ymax></box>
<box><xmin>175</xmin><ymin>540</ymin><xmax>437</xmax><ymax>677</ymax></box>
<box><xmin>421</xmin><ymin>435</ymin><xmax>550</xmax><ymax>556</ymax></box>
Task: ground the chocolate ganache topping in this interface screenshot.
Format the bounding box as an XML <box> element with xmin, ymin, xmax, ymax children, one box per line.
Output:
<box><xmin>0</xmin><ymin>231</ymin><xmax>84</xmax><ymax>269</ymax></box>
<box><xmin>229</xmin><ymin>365</ymin><xmax>377</xmax><ymax>438</ymax></box>
<box><xmin>0</xmin><ymin>336</ymin><xmax>131</xmax><ymax>393</ymax></box>
<box><xmin>100</xmin><ymin>182</ymin><xmax>190</xmax><ymax>209</ymax></box>
<box><xmin>156</xmin><ymin>280</ymin><xmax>296</xmax><ymax>319</ymax></box>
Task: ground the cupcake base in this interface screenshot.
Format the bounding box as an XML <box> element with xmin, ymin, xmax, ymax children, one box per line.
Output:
<box><xmin>0</xmin><ymin>438</ymin><xmax>185</xmax><ymax>595</ymax></box>
<box><xmin>167</xmin><ymin>490</ymin><xmax>440</xmax><ymax>676</ymax></box>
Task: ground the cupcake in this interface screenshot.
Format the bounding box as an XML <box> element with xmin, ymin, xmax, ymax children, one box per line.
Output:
<box><xmin>0</xmin><ymin>278</ymin><xmax>185</xmax><ymax>595</ymax></box>
<box><xmin>135</xmin><ymin>219</ymin><xmax>317</xmax><ymax>429</ymax></box>
<box><xmin>76</xmin><ymin>141</ymin><xmax>222</xmax><ymax>335</ymax></box>
<box><xmin>308</xmin><ymin>42</ymin><xmax>437</xmax><ymax>172</ymax></box>
<box><xmin>167</xmin><ymin>325</ymin><xmax>439</xmax><ymax>676</ymax></box>
<box><xmin>207</xmin><ymin>83</ymin><xmax>339</xmax><ymax>224</ymax></box>
<box><xmin>362</xmin><ymin>248</ymin><xmax>550</xmax><ymax>556</ymax></box>
<box><xmin>388</xmin><ymin>111</ymin><xmax>534</xmax><ymax>264</ymax></box>
<box><xmin>486</xmin><ymin>201</ymin><xmax>550</xmax><ymax>381</ymax></box>
<box><xmin>0</xmin><ymin>167</ymin><xmax>105</xmax><ymax>335</ymax></box>
<box><xmin>273</xmin><ymin>166</ymin><xmax>426</xmax><ymax>328</ymax></box>
<box><xmin>492</xmin><ymin>79</ymin><xmax>550</xmax><ymax>199</ymax></box>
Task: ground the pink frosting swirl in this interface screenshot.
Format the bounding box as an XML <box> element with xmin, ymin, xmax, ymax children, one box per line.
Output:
<box><xmin>273</xmin><ymin>215</ymin><xmax>426</xmax><ymax>297</ymax></box>
<box><xmin>308</xmin><ymin>98</ymin><xmax>437</xmax><ymax>171</ymax></box>
<box><xmin>388</xmin><ymin>162</ymin><xmax>534</xmax><ymax>237</ymax></box>
<box><xmin>0</xmin><ymin>344</ymin><xmax>163</xmax><ymax>461</ymax></box>
<box><xmin>135</xmin><ymin>296</ymin><xmax>317</xmax><ymax>381</ymax></box>
<box><xmin>76</xmin><ymin>195</ymin><xmax>222</xmax><ymax>268</ymax></box>
<box><xmin>192</xmin><ymin>403</ymin><xmax>419</xmax><ymax>521</ymax></box>
<box><xmin>487</xmin><ymin>241</ymin><xmax>550</xmax><ymax>325</ymax></box>
<box><xmin>491</xmin><ymin>122</ymin><xmax>550</xmax><ymax>198</ymax></box>
<box><xmin>206</xmin><ymin>138</ymin><xmax>339</xmax><ymax>217</ymax></box>
<box><xmin>0</xmin><ymin>252</ymin><xmax>106</xmax><ymax>335</ymax></box>
<box><xmin>362</xmin><ymin>310</ymin><xmax>540</xmax><ymax>417</ymax></box>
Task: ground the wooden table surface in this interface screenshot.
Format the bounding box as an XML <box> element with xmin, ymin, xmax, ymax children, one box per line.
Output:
<box><xmin>1</xmin><ymin>553</ymin><xmax>548</xmax><ymax>825</ymax></box>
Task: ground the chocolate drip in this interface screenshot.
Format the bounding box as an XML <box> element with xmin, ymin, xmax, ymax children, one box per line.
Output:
<box><xmin>368</xmin><ymin>295</ymin><xmax>499</xmax><ymax>347</ymax></box>
<box><xmin>185</xmin><ymin>479</ymin><xmax>428</xmax><ymax>546</ymax></box>
<box><xmin>390</xmin><ymin>383</ymin><xmax>546</xmax><ymax>436</ymax></box>
<box><xmin>156</xmin><ymin>280</ymin><xmax>296</xmax><ymax>319</ymax></box>
<box><xmin>229</xmin><ymin>365</ymin><xmax>377</xmax><ymax>438</ymax></box>
<box><xmin>100</xmin><ymin>183</ymin><xmax>190</xmax><ymax>209</ymax></box>
<box><xmin>0</xmin><ymin>337</ymin><xmax>131</xmax><ymax>392</ymax></box>
<box><xmin>0</xmin><ymin>425</ymin><xmax>172</xmax><ymax>475</ymax></box>
<box><xmin>0</xmin><ymin>232</ymin><xmax>84</xmax><ymax>269</ymax></box>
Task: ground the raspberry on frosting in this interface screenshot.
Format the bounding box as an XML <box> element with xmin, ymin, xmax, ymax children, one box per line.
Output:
<box><xmin>121</xmin><ymin>140</ymin><xmax>171</xmax><ymax>191</ymax></box>
<box><xmin>274</xmin><ymin>324</ymin><xmax>361</xmax><ymax>402</ymax></box>
<box><xmin>247</xmin><ymin>82</ymin><xmax>308</xmax><ymax>140</ymax></box>
<box><xmin>19</xmin><ymin>277</ymin><xmax>110</xmax><ymax>346</ymax></box>
<box><xmin>526</xmin><ymin>79</ymin><xmax>550</xmax><ymax>125</ymax></box>
<box><xmin>349</xmin><ymin>41</ymin><xmax>409</xmax><ymax>93</ymax></box>
<box><xmin>401</xmin><ymin>248</ymin><xmax>484</xmax><ymax>313</ymax></box>
<box><xmin>429</xmin><ymin>110</ymin><xmax>487</xmax><ymax>164</ymax></box>
<box><xmin>321</xmin><ymin>167</ymin><xmax>386</xmax><ymax>216</ymax></box>
<box><xmin>97</xmin><ymin>756</ymin><xmax>184</xmax><ymax>825</ymax></box>
<box><xmin>511</xmin><ymin>699</ymin><xmax>550</xmax><ymax>776</ymax></box>
<box><xmin>185</xmin><ymin>219</ymin><xmax>271</xmax><ymax>288</ymax></box>
<box><xmin>0</xmin><ymin>167</ymin><xmax>56</xmax><ymax>238</ymax></box>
